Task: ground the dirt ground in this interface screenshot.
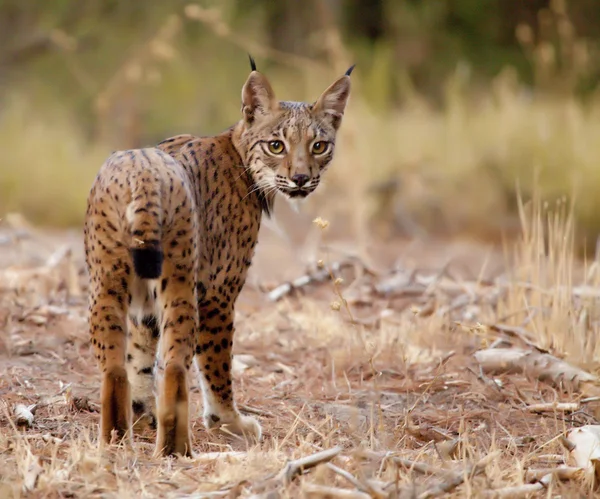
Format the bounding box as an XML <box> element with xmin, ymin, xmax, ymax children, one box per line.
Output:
<box><xmin>0</xmin><ymin>211</ymin><xmax>599</xmax><ymax>498</ymax></box>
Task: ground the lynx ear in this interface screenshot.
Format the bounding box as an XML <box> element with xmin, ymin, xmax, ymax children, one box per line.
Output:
<box><xmin>241</xmin><ymin>64</ymin><xmax>276</xmax><ymax>124</ymax></box>
<box><xmin>313</xmin><ymin>66</ymin><xmax>354</xmax><ymax>129</ymax></box>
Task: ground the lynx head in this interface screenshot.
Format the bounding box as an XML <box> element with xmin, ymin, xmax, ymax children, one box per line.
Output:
<box><xmin>237</xmin><ymin>56</ymin><xmax>353</xmax><ymax>208</ymax></box>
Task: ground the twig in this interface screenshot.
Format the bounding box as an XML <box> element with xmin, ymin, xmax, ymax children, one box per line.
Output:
<box><xmin>526</xmin><ymin>402</ymin><xmax>579</xmax><ymax>413</ymax></box>
<box><xmin>528</xmin><ymin>454</ymin><xmax>565</xmax><ymax>465</ymax></box>
<box><xmin>265</xmin><ymin>260</ymin><xmax>358</xmax><ymax>302</ymax></box>
<box><xmin>239</xmin><ymin>404</ymin><xmax>275</xmax><ymax>418</ymax></box>
<box><xmin>278</xmin><ymin>446</ymin><xmax>343</xmax><ymax>484</ymax></box>
<box><xmin>483</xmin><ymin>473</ymin><xmax>552</xmax><ymax>498</ymax></box>
<box><xmin>524</xmin><ymin>467</ymin><xmax>583</xmax><ymax>482</ymax></box>
<box><xmin>488</xmin><ymin>323</ymin><xmax>546</xmax><ymax>352</ymax></box>
<box><xmin>326</xmin><ymin>463</ymin><xmax>366</xmax><ymax>489</ymax></box>
<box><xmin>301</xmin><ymin>483</ymin><xmax>371</xmax><ymax>498</ymax></box>
<box><xmin>418</xmin><ymin>451</ymin><xmax>500</xmax><ymax>499</ymax></box>
<box><xmin>393</xmin><ymin>458</ymin><xmax>446</xmax><ymax>476</ymax></box>
<box><xmin>250</xmin><ymin>446</ymin><xmax>344</xmax><ymax>495</ymax></box>
<box><xmin>581</xmin><ymin>396</ymin><xmax>600</xmax><ymax>404</ymax></box>
<box><xmin>326</xmin><ymin>463</ymin><xmax>383</xmax><ymax>498</ymax></box>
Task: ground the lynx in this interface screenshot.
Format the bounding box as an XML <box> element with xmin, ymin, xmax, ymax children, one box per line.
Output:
<box><xmin>83</xmin><ymin>57</ymin><xmax>353</xmax><ymax>456</ymax></box>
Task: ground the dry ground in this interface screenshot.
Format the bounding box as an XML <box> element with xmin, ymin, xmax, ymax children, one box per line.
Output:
<box><xmin>0</xmin><ymin>203</ymin><xmax>599</xmax><ymax>498</ymax></box>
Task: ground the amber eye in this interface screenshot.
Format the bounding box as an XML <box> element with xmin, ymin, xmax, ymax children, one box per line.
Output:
<box><xmin>267</xmin><ymin>140</ymin><xmax>285</xmax><ymax>155</ymax></box>
<box><xmin>312</xmin><ymin>141</ymin><xmax>328</xmax><ymax>155</ymax></box>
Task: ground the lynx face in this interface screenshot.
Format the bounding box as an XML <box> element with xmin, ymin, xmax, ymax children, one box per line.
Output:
<box><xmin>238</xmin><ymin>67</ymin><xmax>353</xmax><ymax>201</ymax></box>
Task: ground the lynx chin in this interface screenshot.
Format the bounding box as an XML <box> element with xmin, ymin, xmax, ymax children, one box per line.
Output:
<box><xmin>84</xmin><ymin>56</ymin><xmax>354</xmax><ymax>457</ymax></box>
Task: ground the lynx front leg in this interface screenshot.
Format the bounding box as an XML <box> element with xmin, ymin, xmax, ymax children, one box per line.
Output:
<box><xmin>195</xmin><ymin>305</ymin><xmax>261</xmax><ymax>442</ymax></box>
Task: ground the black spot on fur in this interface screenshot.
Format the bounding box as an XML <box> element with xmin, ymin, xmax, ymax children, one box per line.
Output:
<box><xmin>132</xmin><ymin>400</ymin><xmax>145</xmax><ymax>414</ymax></box>
<box><xmin>142</xmin><ymin>315</ymin><xmax>160</xmax><ymax>338</ymax></box>
<box><xmin>131</xmin><ymin>247</ymin><xmax>163</xmax><ymax>279</ymax></box>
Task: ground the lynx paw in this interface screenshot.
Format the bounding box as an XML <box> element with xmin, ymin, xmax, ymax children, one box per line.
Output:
<box><xmin>204</xmin><ymin>411</ymin><xmax>262</xmax><ymax>443</ymax></box>
<box><xmin>132</xmin><ymin>399</ymin><xmax>157</xmax><ymax>431</ymax></box>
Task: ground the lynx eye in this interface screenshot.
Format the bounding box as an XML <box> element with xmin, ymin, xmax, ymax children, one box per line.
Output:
<box><xmin>267</xmin><ymin>140</ymin><xmax>285</xmax><ymax>155</ymax></box>
<box><xmin>312</xmin><ymin>141</ymin><xmax>328</xmax><ymax>155</ymax></box>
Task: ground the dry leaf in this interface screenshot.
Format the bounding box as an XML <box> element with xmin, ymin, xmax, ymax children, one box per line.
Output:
<box><xmin>232</xmin><ymin>354</ymin><xmax>259</xmax><ymax>375</ymax></box>
<box><xmin>567</xmin><ymin>425</ymin><xmax>600</xmax><ymax>484</ymax></box>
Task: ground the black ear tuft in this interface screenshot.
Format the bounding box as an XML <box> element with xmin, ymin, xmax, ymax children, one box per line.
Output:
<box><xmin>345</xmin><ymin>64</ymin><xmax>356</xmax><ymax>77</ymax></box>
<box><xmin>248</xmin><ymin>54</ymin><xmax>257</xmax><ymax>72</ymax></box>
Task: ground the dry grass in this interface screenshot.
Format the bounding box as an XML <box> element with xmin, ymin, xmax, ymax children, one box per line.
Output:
<box><xmin>0</xmin><ymin>191</ymin><xmax>599</xmax><ymax>498</ymax></box>
<box><xmin>1</xmin><ymin>4</ymin><xmax>600</xmax><ymax>497</ymax></box>
<box><xmin>2</xmin><ymin>3</ymin><xmax>600</xmax><ymax>245</ymax></box>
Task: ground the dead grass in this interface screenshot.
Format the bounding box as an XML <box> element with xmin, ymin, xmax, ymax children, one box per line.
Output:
<box><xmin>0</xmin><ymin>191</ymin><xmax>599</xmax><ymax>498</ymax></box>
<box><xmin>3</xmin><ymin>4</ymin><xmax>600</xmax><ymax>244</ymax></box>
<box><xmin>0</xmin><ymin>96</ymin><xmax>106</xmax><ymax>227</ymax></box>
<box><xmin>1</xmin><ymin>5</ymin><xmax>600</xmax><ymax>497</ymax></box>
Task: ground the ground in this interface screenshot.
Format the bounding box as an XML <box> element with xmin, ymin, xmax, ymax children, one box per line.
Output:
<box><xmin>0</xmin><ymin>208</ymin><xmax>598</xmax><ymax>498</ymax></box>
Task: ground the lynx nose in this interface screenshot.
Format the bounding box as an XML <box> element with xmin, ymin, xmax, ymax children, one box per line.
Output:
<box><xmin>291</xmin><ymin>174</ymin><xmax>309</xmax><ymax>188</ymax></box>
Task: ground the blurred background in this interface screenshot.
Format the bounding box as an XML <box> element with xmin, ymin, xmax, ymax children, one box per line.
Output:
<box><xmin>1</xmin><ymin>0</ymin><xmax>600</xmax><ymax>253</ymax></box>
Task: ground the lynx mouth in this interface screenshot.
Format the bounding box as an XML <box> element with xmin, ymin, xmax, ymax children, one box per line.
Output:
<box><xmin>284</xmin><ymin>188</ymin><xmax>310</xmax><ymax>199</ymax></box>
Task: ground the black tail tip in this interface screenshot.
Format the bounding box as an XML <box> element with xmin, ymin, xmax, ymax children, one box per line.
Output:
<box><xmin>132</xmin><ymin>247</ymin><xmax>164</xmax><ymax>279</ymax></box>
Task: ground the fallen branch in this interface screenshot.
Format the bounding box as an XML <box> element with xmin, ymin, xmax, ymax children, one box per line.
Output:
<box><xmin>528</xmin><ymin>454</ymin><xmax>564</xmax><ymax>465</ymax></box>
<box><xmin>526</xmin><ymin>402</ymin><xmax>579</xmax><ymax>413</ymax></box>
<box><xmin>278</xmin><ymin>446</ymin><xmax>343</xmax><ymax>484</ymax></box>
<box><xmin>524</xmin><ymin>466</ymin><xmax>584</xmax><ymax>482</ymax></box>
<box><xmin>582</xmin><ymin>396</ymin><xmax>600</xmax><ymax>404</ymax></box>
<box><xmin>393</xmin><ymin>458</ymin><xmax>444</xmax><ymax>476</ymax></box>
<box><xmin>488</xmin><ymin>323</ymin><xmax>546</xmax><ymax>352</ymax></box>
<box><xmin>239</xmin><ymin>404</ymin><xmax>275</xmax><ymax>418</ymax></box>
<box><xmin>324</xmin><ymin>463</ymin><xmax>389</xmax><ymax>498</ymax></box>
<box><xmin>266</xmin><ymin>260</ymin><xmax>357</xmax><ymax>302</ymax></box>
<box><xmin>326</xmin><ymin>463</ymin><xmax>379</xmax><ymax>497</ymax></box>
<box><xmin>396</xmin><ymin>452</ymin><xmax>499</xmax><ymax>499</ymax></box>
<box><xmin>483</xmin><ymin>474</ymin><xmax>552</xmax><ymax>498</ymax></box>
<box><xmin>473</xmin><ymin>348</ymin><xmax>598</xmax><ymax>393</ymax></box>
<box><xmin>418</xmin><ymin>451</ymin><xmax>499</xmax><ymax>499</ymax></box>
<box><xmin>250</xmin><ymin>446</ymin><xmax>343</xmax><ymax>495</ymax></box>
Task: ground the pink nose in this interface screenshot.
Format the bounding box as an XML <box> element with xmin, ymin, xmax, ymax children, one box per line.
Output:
<box><xmin>292</xmin><ymin>174</ymin><xmax>309</xmax><ymax>187</ymax></box>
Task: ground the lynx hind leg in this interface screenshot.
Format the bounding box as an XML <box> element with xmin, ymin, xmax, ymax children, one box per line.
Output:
<box><xmin>86</xmin><ymin>236</ymin><xmax>132</xmax><ymax>447</ymax></box>
<box><xmin>154</xmin><ymin>205</ymin><xmax>198</xmax><ymax>457</ymax></box>
<box><xmin>196</xmin><ymin>306</ymin><xmax>261</xmax><ymax>443</ymax></box>
<box><xmin>127</xmin><ymin>310</ymin><xmax>159</xmax><ymax>430</ymax></box>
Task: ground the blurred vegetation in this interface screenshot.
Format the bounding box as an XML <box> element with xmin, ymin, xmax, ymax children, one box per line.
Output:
<box><xmin>1</xmin><ymin>0</ymin><xmax>600</xmax><ymax>251</ymax></box>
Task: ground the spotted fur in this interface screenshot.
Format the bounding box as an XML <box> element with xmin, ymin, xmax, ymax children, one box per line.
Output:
<box><xmin>84</xmin><ymin>63</ymin><xmax>353</xmax><ymax>457</ymax></box>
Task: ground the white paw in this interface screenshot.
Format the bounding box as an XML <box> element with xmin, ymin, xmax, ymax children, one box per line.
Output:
<box><xmin>204</xmin><ymin>412</ymin><xmax>262</xmax><ymax>442</ymax></box>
